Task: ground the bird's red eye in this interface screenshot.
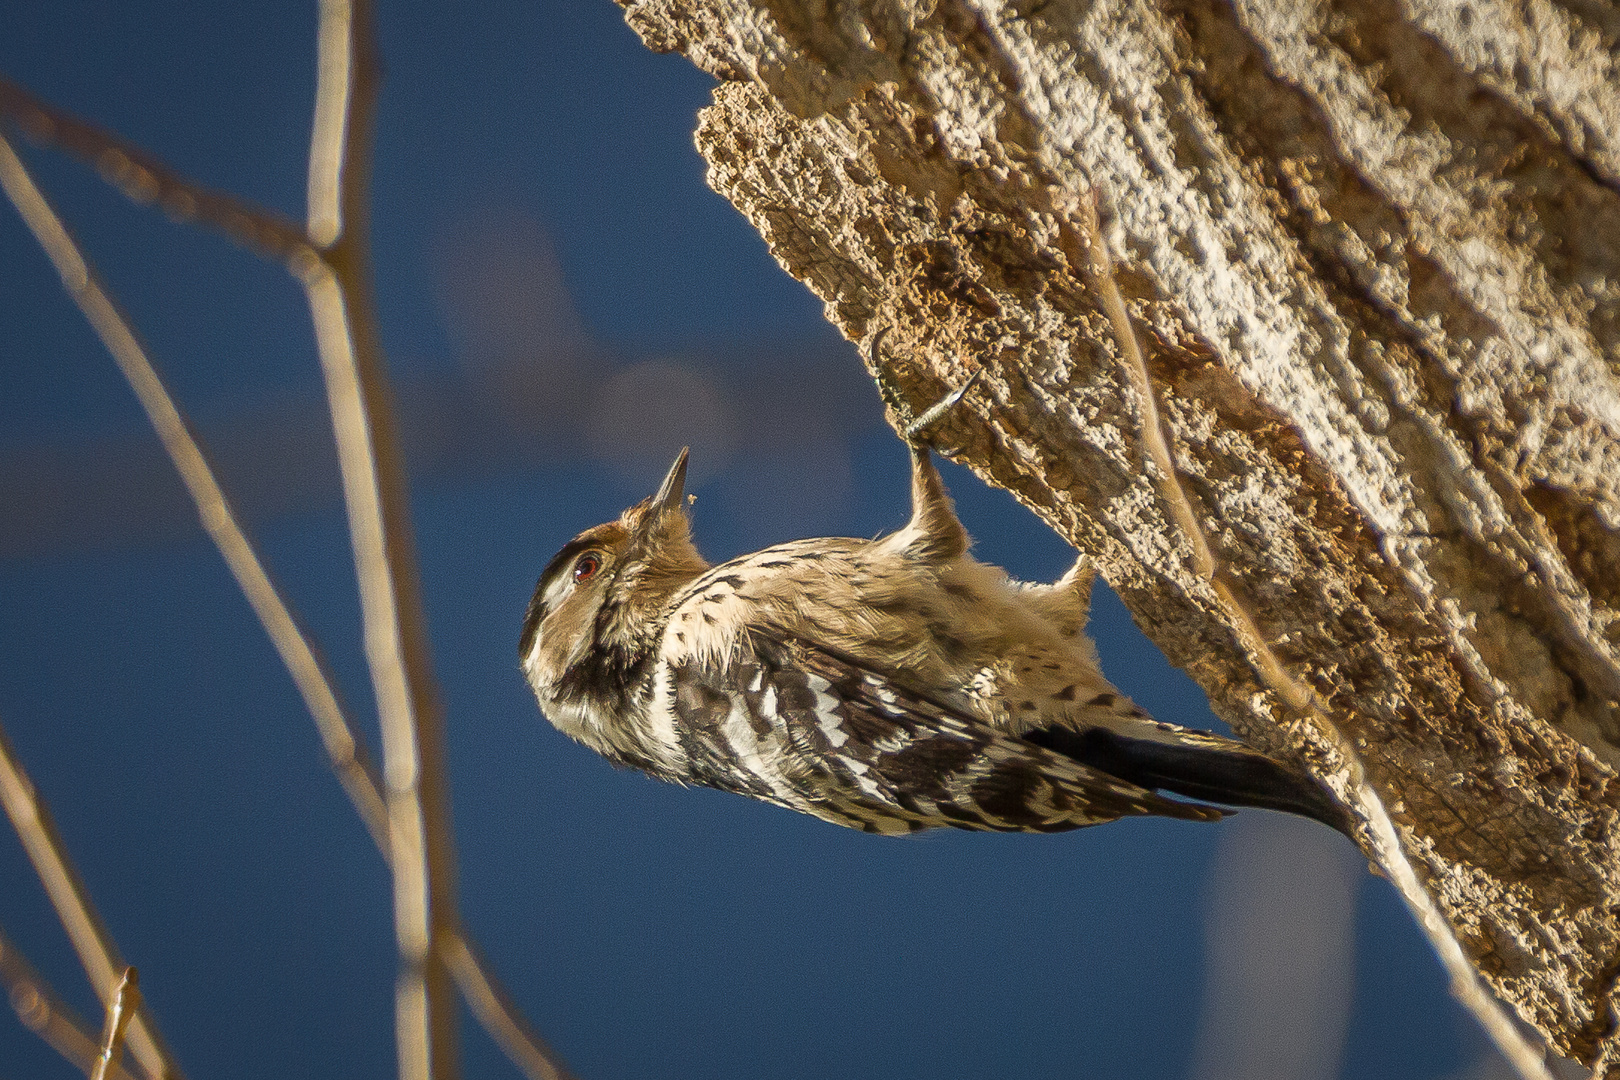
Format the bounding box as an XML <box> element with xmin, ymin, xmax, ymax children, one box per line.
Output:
<box><xmin>573</xmin><ymin>553</ymin><xmax>602</xmax><ymax>582</ymax></box>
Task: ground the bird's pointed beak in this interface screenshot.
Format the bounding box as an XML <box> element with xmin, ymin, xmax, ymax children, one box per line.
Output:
<box><xmin>651</xmin><ymin>447</ymin><xmax>690</xmax><ymax>515</ymax></box>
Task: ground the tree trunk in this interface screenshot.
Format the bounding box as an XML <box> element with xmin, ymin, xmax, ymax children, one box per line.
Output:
<box><xmin>613</xmin><ymin>0</ymin><xmax>1620</xmax><ymax>1068</ymax></box>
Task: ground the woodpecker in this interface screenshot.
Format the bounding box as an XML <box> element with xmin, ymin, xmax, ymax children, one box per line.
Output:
<box><xmin>520</xmin><ymin>446</ymin><xmax>1350</xmax><ymax>836</ymax></box>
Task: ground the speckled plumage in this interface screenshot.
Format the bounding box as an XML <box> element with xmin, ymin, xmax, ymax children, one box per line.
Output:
<box><xmin>520</xmin><ymin>448</ymin><xmax>1348</xmax><ymax>836</ymax></box>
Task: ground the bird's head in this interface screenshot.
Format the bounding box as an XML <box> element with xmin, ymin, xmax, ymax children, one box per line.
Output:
<box><xmin>519</xmin><ymin>448</ymin><xmax>708</xmax><ymax>715</ymax></box>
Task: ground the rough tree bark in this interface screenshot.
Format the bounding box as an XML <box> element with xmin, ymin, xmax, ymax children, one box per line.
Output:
<box><xmin>611</xmin><ymin>0</ymin><xmax>1620</xmax><ymax>1070</ymax></box>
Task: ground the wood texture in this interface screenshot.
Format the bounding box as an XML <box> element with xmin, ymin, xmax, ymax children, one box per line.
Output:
<box><xmin>614</xmin><ymin>0</ymin><xmax>1620</xmax><ymax>1068</ymax></box>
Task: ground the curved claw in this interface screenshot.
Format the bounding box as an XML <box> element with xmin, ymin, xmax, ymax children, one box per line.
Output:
<box><xmin>903</xmin><ymin>368</ymin><xmax>984</xmax><ymax>443</ymax></box>
<box><xmin>866</xmin><ymin>324</ymin><xmax>890</xmax><ymax>372</ymax></box>
<box><xmin>869</xmin><ymin>324</ymin><xmax>982</xmax><ymax>446</ymax></box>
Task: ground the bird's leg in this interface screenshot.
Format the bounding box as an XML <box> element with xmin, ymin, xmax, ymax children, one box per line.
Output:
<box><xmin>867</xmin><ymin>326</ymin><xmax>983</xmax><ymax>446</ymax></box>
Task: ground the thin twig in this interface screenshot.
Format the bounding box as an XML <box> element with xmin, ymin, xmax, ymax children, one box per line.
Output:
<box><xmin>444</xmin><ymin>934</ymin><xmax>577</xmax><ymax>1080</ymax></box>
<box><xmin>0</xmin><ymin>715</ymin><xmax>183</xmax><ymax>1080</ymax></box>
<box><xmin>305</xmin><ymin>3</ymin><xmax>461</xmax><ymax>1078</ymax></box>
<box><xmin>0</xmin><ymin>74</ymin><xmax>310</xmax><ymax>265</ymax></box>
<box><xmin>91</xmin><ymin>968</ymin><xmax>141</xmax><ymax>1080</ymax></box>
<box><xmin>0</xmin><ymin>926</ymin><xmax>144</xmax><ymax>1080</ymax></box>
<box><xmin>0</xmin><ymin>98</ymin><xmax>576</xmax><ymax>1080</ymax></box>
<box><xmin>0</xmin><ymin>129</ymin><xmax>392</xmax><ymax>859</ymax></box>
<box><xmin>1056</xmin><ymin>190</ymin><xmax>1555</xmax><ymax>1080</ymax></box>
<box><xmin>308</xmin><ymin>0</ymin><xmax>353</xmax><ymax>248</ymax></box>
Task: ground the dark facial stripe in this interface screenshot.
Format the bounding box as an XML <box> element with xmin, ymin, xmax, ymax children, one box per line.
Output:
<box><xmin>554</xmin><ymin>638</ymin><xmax>654</xmax><ymax>715</ymax></box>
<box><xmin>518</xmin><ymin>536</ymin><xmax>602</xmax><ymax>659</ymax></box>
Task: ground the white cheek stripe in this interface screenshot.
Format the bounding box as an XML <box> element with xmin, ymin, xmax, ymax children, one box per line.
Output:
<box><xmin>543</xmin><ymin>574</ymin><xmax>572</xmax><ymax>611</ymax></box>
<box><xmin>523</xmin><ymin>575</ymin><xmax>579</xmax><ymax>673</ymax></box>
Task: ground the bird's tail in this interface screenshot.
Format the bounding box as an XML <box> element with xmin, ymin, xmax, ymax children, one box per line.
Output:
<box><xmin>1024</xmin><ymin>725</ymin><xmax>1354</xmax><ymax>837</ymax></box>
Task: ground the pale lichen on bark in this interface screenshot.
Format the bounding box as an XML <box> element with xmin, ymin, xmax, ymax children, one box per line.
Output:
<box><xmin>612</xmin><ymin>0</ymin><xmax>1620</xmax><ymax>1069</ymax></box>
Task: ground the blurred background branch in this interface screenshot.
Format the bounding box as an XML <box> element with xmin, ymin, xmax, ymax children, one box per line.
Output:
<box><xmin>1</xmin><ymin>5</ymin><xmax>571</xmax><ymax>1075</ymax></box>
<box><xmin>0</xmin><ymin>927</ymin><xmax>142</xmax><ymax>1080</ymax></box>
<box><xmin>299</xmin><ymin>1</ymin><xmax>460</xmax><ymax>1074</ymax></box>
<box><xmin>0</xmin><ymin>711</ymin><xmax>182</xmax><ymax>1080</ymax></box>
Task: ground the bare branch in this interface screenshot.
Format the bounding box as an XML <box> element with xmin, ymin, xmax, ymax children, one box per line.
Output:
<box><xmin>444</xmin><ymin>934</ymin><xmax>578</xmax><ymax>1080</ymax></box>
<box><xmin>301</xmin><ymin>258</ymin><xmax>461</xmax><ymax>1080</ymax></box>
<box><xmin>91</xmin><ymin>968</ymin><xmax>141</xmax><ymax>1080</ymax></box>
<box><xmin>303</xmin><ymin>2</ymin><xmax>461</xmax><ymax>1077</ymax></box>
<box><xmin>1</xmin><ymin>926</ymin><xmax>144</xmax><ymax>1080</ymax></box>
<box><xmin>0</xmin><ymin>128</ymin><xmax>392</xmax><ymax>859</ymax></box>
<box><xmin>308</xmin><ymin>0</ymin><xmax>355</xmax><ymax>247</ymax></box>
<box><xmin>0</xmin><ymin>714</ymin><xmax>183</xmax><ymax>1080</ymax></box>
<box><xmin>0</xmin><ymin>74</ymin><xmax>310</xmax><ymax>265</ymax></box>
<box><xmin>0</xmin><ymin>89</ymin><xmax>576</xmax><ymax>1080</ymax></box>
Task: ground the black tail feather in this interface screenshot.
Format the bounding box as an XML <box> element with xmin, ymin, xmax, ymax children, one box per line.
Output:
<box><xmin>1025</xmin><ymin>726</ymin><xmax>1354</xmax><ymax>838</ymax></box>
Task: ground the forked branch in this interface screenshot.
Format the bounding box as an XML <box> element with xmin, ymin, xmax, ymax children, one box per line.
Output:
<box><xmin>91</xmin><ymin>968</ymin><xmax>141</xmax><ymax>1080</ymax></box>
<box><xmin>0</xmin><ymin>74</ymin><xmax>307</xmax><ymax>263</ymax></box>
<box><xmin>0</xmin><ymin>714</ymin><xmax>183</xmax><ymax>1080</ymax></box>
<box><xmin>1</xmin><ymin>925</ymin><xmax>143</xmax><ymax>1080</ymax></box>
<box><xmin>301</xmin><ymin>1</ymin><xmax>460</xmax><ymax>1076</ymax></box>
<box><xmin>0</xmin><ymin>91</ymin><xmax>576</xmax><ymax>1080</ymax></box>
